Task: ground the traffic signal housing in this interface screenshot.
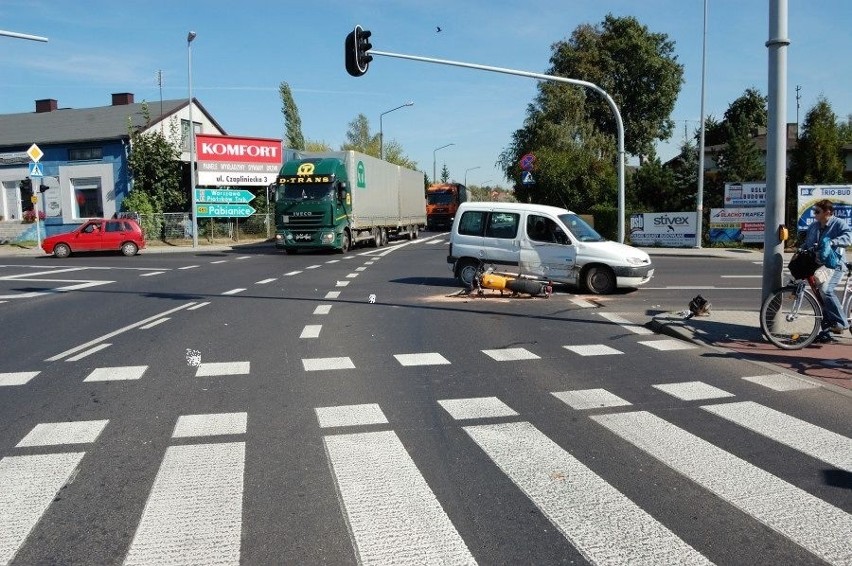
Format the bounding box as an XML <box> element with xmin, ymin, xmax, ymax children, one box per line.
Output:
<box><xmin>345</xmin><ymin>25</ymin><xmax>372</xmax><ymax>77</ymax></box>
<box><xmin>39</xmin><ymin>184</ymin><xmax>49</xmax><ymax>193</ymax></box>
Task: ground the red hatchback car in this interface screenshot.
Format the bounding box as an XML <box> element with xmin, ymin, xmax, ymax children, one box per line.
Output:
<box><xmin>41</xmin><ymin>218</ymin><xmax>146</xmax><ymax>258</ymax></box>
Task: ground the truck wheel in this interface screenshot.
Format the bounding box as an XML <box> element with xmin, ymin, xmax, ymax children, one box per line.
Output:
<box><xmin>456</xmin><ymin>259</ymin><xmax>479</xmax><ymax>289</ymax></box>
<box><xmin>340</xmin><ymin>230</ymin><xmax>351</xmax><ymax>253</ymax></box>
<box><xmin>411</xmin><ymin>225</ymin><xmax>419</xmax><ymax>239</ymax></box>
<box><xmin>370</xmin><ymin>227</ymin><xmax>380</xmax><ymax>248</ymax></box>
<box><xmin>378</xmin><ymin>228</ymin><xmax>387</xmax><ymax>247</ymax></box>
<box><xmin>583</xmin><ymin>266</ymin><xmax>616</xmax><ymax>295</ymax></box>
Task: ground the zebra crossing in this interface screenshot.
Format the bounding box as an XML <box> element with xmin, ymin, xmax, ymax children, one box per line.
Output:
<box><xmin>1</xmin><ymin>382</ymin><xmax>849</xmax><ymax>565</ymax></box>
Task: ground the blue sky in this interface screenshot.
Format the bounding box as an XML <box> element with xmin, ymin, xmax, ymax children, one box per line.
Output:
<box><xmin>2</xmin><ymin>1</ymin><xmax>850</xmax><ymax>189</ymax></box>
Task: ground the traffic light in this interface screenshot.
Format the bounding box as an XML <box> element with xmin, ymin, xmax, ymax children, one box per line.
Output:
<box><xmin>19</xmin><ymin>178</ymin><xmax>32</xmax><ymax>193</ymax></box>
<box><xmin>345</xmin><ymin>25</ymin><xmax>372</xmax><ymax>77</ymax></box>
<box><xmin>39</xmin><ymin>184</ymin><xmax>49</xmax><ymax>193</ymax></box>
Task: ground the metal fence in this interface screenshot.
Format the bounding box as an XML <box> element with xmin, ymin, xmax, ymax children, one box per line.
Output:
<box><xmin>132</xmin><ymin>212</ymin><xmax>274</xmax><ymax>246</ymax></box>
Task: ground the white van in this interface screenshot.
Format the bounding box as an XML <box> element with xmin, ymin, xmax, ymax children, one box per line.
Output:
<box><xmin>447</xmin><ymin>202</ymin><xmax>653</xmax><ymax>294</ymax></box>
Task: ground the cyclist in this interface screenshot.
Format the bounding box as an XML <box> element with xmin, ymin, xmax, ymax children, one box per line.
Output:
<box><xmin>801</xmin><ymin>199</ymin><xmax>852</xmax><ymax>342</ymax></box>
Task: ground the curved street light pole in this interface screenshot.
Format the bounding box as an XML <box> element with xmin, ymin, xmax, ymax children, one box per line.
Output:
<box><xmin>433</xmin><ymin>143</ymin><xmax>454</xmax><ymax>183</ymax></box>
<box><xmin>379</xmin><ymin>101</ymin><xmax>413</xmax><ymax>160</ymax></box>
<box><xmin>187</xmin><ymin>30</ymin><xmax>198</xmax><ymax>248</ymax></box>
<box><xmin>464</xmin><ymin>166</ymin><xmax>480</xmax><ymax>186</ymax></box>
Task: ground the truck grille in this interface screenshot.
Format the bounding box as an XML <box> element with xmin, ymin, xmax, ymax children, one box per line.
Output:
<box><xmin>283</xmin><ymin>215</ymin><xmax>325</xmax><ymax>228</ymax></box>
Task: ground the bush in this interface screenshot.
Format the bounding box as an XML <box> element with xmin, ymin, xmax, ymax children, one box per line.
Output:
<box><xmin>22</xmin><ymin>209</ymin><xmax>45</xmax><ymax>223</ymax></box>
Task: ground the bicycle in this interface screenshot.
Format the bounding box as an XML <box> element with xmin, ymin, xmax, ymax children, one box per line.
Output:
<box><xmin>759</xmin><ymin>250</ymin><xmax>852</xmax><ymax>350</ymax></box>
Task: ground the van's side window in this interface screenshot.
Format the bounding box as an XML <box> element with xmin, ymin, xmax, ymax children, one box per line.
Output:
<box><xmin>527</xmin><ymin>215</ymin><xmax>567</xmax><ymax>244</ymax></box>
<box><xmin>458</xmin><ymin>211</ymin><xmax>486</xmax><ymax>236</ymax></box>
<box><xmin>485</xmin><ymin>212</ymin><xmax>519</xmax><ymax>239</ymax></box>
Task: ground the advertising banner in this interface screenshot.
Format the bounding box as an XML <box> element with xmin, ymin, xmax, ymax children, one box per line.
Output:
<box><xmin>724</xmin><ymin>182</ymin><xmax>766</xmax><ymax>207</ymax></box>
<box><xmin>795</xmin><ymin>185</ymin><xmax>852</xmax><ymax>231</ymax></box>
<box><xmin>629</xmin><ymin>212</ymin><xmax>697</xmax><ymax>247</ymax></box>
<box><xmin>195</xmin><ymin>134</ymin><xmax>282</xmax><ymax>186</ymax></box>
<box><xmin>708</xmin><ymin>207</ymin><xmax>765</xmax><ymax>244</ymax></box>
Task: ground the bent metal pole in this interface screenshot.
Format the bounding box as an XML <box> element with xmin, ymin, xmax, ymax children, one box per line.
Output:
<box><xmin>369</xmin><ymin>49</ymin><xmax>627</xmax><ymax>244</ymax></box>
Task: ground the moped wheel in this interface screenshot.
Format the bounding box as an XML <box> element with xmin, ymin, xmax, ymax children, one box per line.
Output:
<box><xmin>760</xmin><ymin>286</ymin><xmax>821</xmax><ymax>349</ymax></box>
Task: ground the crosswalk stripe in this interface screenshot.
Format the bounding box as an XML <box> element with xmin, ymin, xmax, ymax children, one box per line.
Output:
<box><xmin>652</xmin><ymin>381</ymin><xmax>735</xmax><ymax>401</ymax></box>
<box><xmin>0</xmin><ymin>371</ymin><xmax>40</xmax><ymax>386</ymax></box>
<box><xmin>638</xmin><ymin>339</ymin><xmax>696</xmax><ymax>351</ymax></box>
<box><xmin>195</xmin><ymin>362</ymin><xmax>250</xmax><ymax>377</ymax></box>
<box><xmin>300</xmin><ymin>325</ymin><xmax>322</xmax><ymax>339</ymax></box>
<box><xmin>172</xmin><ymin>413</ymin><xmax>248</xmax><ymax>438</ymax></box>
<box><xmin>551</xmin><ymin>388</ymin><xmax>632</xmax><ymax>410</ymax></box>
<box><xmin>591</xmin><ymin>411</ymin><xmax>852</xmax><ymax>565</ymax></box>
<box><xmin>438</xmin><ymin>397</ymin><xmax>519</xmax><ymax>420</ymax></box>
<box><xmin>563</xmin><ymin>344</ymin><xmax>623</xmax><ymax>356</ymax></box>
<box><xmin>481</xmin><ymin>347</ymin><xmax>540</xmax><ymax>362</ymax></box>
<box><xmin>394</xmin><ymin>352</ymin><xmax>451</xmax><ymax>366</ymax></box>
<box><xmin>302</xmin><ymin>357</ymin><xmax>354</xmax><ymax>371</ymax></box>
<box><xmin>335</xmin><ymin>280</ymin><xmax>350</xmax><ymax>287</ymax></box>
<box><xmin>313</xmin><ymin>305</ymin><xmax>332</xmax><ymax>315</ymax></box>
<box><xmin>741</xmin><ymin>373</ymin><xmax>819</xmax><ymax>391</ymax></box>
<box><xmin>0</xmin><ymin>452</ymin><xmax>87</xmax><ymax>565</ymax></box>
<box><xmin>598</xmin><ymin>312</ymin><xmax>655</xmax><ymax>335</ymax></box>
<box><xmin>123</xmin><ymin>442</ymin><xmax>245</xmax><ymax>566</ymax></box>
<box><xmin>16</xmin><ymin>420</ymin><xmax>109</xmax><ymax>447</ymax></box>
<box><xmin>315</xmin><ymin>404</ymin><xmax>388</xmax><ymax>428</ymax></box>
<box><xmin>463</xmin><ymin>421</ymin><xmax>711</xmax><ymax>565</ymax></box>
<box><xmin>701</xmin><ymin>401</ymin><xmax>852</xmax><ymax>471</ymax></box>
<box><xmin>83</xmin><ymin>366</ymin><xmax>147</xmax><ymax>382</ymax></box>
<box><xmin>323</xmin><ymin>430</ymin><xmax>476</xmax><ymax>565</ymax></box>
<box><xmin>325</xmin><ymin>291</ymin><xmax>341</xmax><ymax>299</ymax></box>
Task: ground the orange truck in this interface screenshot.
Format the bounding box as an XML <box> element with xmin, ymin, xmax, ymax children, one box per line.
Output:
<box><xmin>426</xmin><ymin>183</ymin><xmax>468</xmax><ymax>230</ymax></box>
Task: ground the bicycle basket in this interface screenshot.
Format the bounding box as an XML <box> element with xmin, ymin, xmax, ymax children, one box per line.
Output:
<box><xmin>788</xmin><ymin>250</ymin><xmax>819</xmax><ymax>280</ymax></box>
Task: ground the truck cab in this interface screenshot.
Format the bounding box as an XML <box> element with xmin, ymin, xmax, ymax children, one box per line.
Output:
<box><xmin>426</xmin><ymin>183</ymin><xmax>468</xmax><ymax>231</ymax></box>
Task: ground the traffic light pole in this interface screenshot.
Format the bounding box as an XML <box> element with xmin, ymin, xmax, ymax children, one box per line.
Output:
<box><xmin>366</xmin><ymin>49</ymin><xmax>627</xmax><ymax>243</ymax></box>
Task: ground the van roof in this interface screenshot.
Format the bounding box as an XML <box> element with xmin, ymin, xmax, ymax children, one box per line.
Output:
<box><xmin>457</xmin><ymin>201</ymin><xmax>574</xmax><ymax>216</ymax></box>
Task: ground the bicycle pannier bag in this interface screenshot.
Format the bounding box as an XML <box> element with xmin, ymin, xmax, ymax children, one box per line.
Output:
<box><xmin>788</xmin><ymin>250</ymin><xmax>819</xmax><ymax>279</ymax></box>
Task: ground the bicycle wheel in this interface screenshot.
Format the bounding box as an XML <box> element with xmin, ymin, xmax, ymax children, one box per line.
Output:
<box><xmin>760</xmin><ymin>286</ymin><xmax>822</xmax><ymax>349</ymax></box>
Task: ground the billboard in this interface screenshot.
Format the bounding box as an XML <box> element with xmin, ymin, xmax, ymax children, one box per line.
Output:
<box><xmin>724</xmin><ymin>182</ymin><xmax>766</xmax><ymax>207</ymax></box>
<box><xmin>629</xmin><ymin>212</ymin><xmax>697</xmax><ymax>247</ymax></box>
<box><xmin>195</xmin><ymin>134</ymin><xmax>283</xmax><ymax>186</ymax></box>
<box><xmin>708</xmin><ymin>207</ymin><xmax>765</xmax><ymax>244</ymax></box>
<box><xmin>796</xmin><ymin>185</ymin><xmax>852</xmax><ymax>231</ymax></box>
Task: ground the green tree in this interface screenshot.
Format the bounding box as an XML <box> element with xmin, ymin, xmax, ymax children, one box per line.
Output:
<box><xmin>672</xmin><ymin>141</ymin><xmax>699</xmax><ymax>208</ymax></box>
<box><xmin>279</xmin><ymin>81</ymin><xmax>305</xmax><ymax>150</ymax></box>
<box><xmin>305</xmin><ymin>140</ymin><xmax>332</xmax><ymax>152</ymax></box>
<box><xmin>126</xmin><ymin>105</ymin><xmax>184</xmax><ymax>212</ymax></box>
<box><xmin>629</xmin><ymin>155</ymin><xmax>676</xmax><ymax>212</ymax></box>
<box><xmin>120</xmin><ymin>188</ymin><xmax>159</xmax><ymax>239</ymax></box>
<box><xmin>790</xmin><ymin>97</ymin><xmax>845</xmax><ymax>183</ymax></box>
<box><xmin>440</xmin><ymin>163</ymin><xmax>450</xmax><ymax>183</ymax></box>
<box><xmin>711</xmin><ymin>89</ymin><xmax>768</xmax><ymax>184</ymax></box>
<box><xmin>723</xmin><ymin>88</ymin><xmax>767</xmax><ymax>136</ymax></box>
<box><xmin>547</xmin><ymin>14</ymin><xmax>684</xmax><ymax>158</ymax></box>
<box><xmin>340</xmin><ymin>113</ymin><xmax>417</xmax><ymax>168</ymax></box>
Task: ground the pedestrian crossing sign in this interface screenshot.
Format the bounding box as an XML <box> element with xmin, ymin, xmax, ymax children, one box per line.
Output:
<box><xmin>28</xmin><ymin>162</ymin><xmax>44</xmax><ymax>177</ymax></box>
<box><xmin>522</xmin><ymin>171</ymin><xmax>534</xmax><ymax>185</ymax></box>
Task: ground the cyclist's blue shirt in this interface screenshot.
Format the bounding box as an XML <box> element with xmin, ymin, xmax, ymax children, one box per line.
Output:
<box><xmin>802</xmin><ymin>215</ymin><xmax>852</xmax><ymax>268</ymax></box>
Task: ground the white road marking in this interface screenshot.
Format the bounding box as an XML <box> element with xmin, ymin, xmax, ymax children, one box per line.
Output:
<box><xmin>284</xmin><ymin>271</ymin><xmax>302</xmax><ymax>276</ymax></box>
<box><xmin>563</xmin><ymin>344</ymin><xmax>623</xmax><ymax>356</ymax></box>
<box><xmin>236</xmin><ymin>256</ymin><xmax>251</xmax><ymax>260</ymax></box>
<box><xmin>46</xmin><ymin>303</ymin><xmax>197</xmax><ymax>361</ymax></box>
<box><xmin>568</xmin><ymin>297</ymin><xmax>597</xmax><ymax>308</ymax></box>
<box><xmin>394</xmin><ymin>352</ymin><xmax>451</xmax><ymax>366</ymax></box>
<box><xmin>210</xmin><ymin>260</ymin><xmax>228</xmax><ymax>264</ymax></box>
<box><xmin>315</xmin><ymin>404</ymin><xmax>388</xmax><ymax>428</ymax></box>
<box><xmin>326</xmin><ymin>260</ymin><xmax>340</xmax><ymax>264</ymax></box>
<box><xmin>465</xmin><ymin>421</ymin><xmax>710</xmax><ymax>565</ymax></box>
<box><xmin>592</xmin><ymin>411</ymin><xmax>852</xmax><ymax>565</ymax></box>
<box><xmin>598</xmin><ymin>312</ymin><xmax>655</xmax><ymax>335</ymax></box>
<box><xmin>221</xmin><ymin>288</ymin><xmax>245</xmax><ymax>295</ymax></box>
<box><xmin>652</xmin><ymin>381</ymin><xmax>735</xmax><ymax>401</ymax></box>
<box><xmin>702</xmin><ymin>401</ymin><xmax>852</xmax><ymax>471</ymax></box>
<box><xmin>123</xmin><ymin>442</ymin><xmax>245</xmax><ymax>566</ymax></box>
<box><xmin>325</xmin><ymin>291</ymin><xmax>341</xmax><ymax>299</ymax></box>
<box><xmin>300</xmin><ymin>325</ymin><xmax>322</xmax><ymax>339</ymax></box>
<box><xmin>0</xmin><ymin>371</ymin><xmax>40</xmax><ymax>386</ymax></box>
<box><xmin>343</xmin><ymin>255</ymin><xmax>357</xmax><ymax>260</ymax></box>
<box><xmin>638</xmin><ymin>339</ymin><xmax>697</xmax><ymax>351</ymax></box>
<box><xmin>355</xmin><ymin>266</ymin><xmax>367</xmax><ymax>272</ymax></box>
<box><xmin>195</xmin><ymin>362</ymin><xmax>250</xmax><ymax>377</ymax></box>
<box><xmin>66</xmin><ymin>343</ymin><xmax>112</xmax><ymax>361</ymax></box>
<box><xmin>345</xmin><ymin>273</ymin><xmax>359</xmax><ymax>278</ymax></box>
<box><xmin>187</xmin><ymin>302</ymin><xmax>210</xmax><ymax>310</ymax></box>
<box><xmin>178</xmin><ymin>265</ymin><xmax>199</xmax><ymax>270</ymax></box>
<box><xmin>306</xmin><ymin>265</ymin><xmax>321</xmax><ymax>269</ymax></box>
<box><xmin>324</xmin><ymin>430</ymin><xmax>476</xmax><ymax>565</ymax></box>
<box><xmin>139</xmin><ymin>271</ymin><xmax>164</xmax><ymax>277</ymax></box>
<box><xmin>552</xmin><ymin>388</ymin><xmax>632</xmax><ymax>410</ymax></box>
<box><xmin>481</xmin><ymin>348</ymin><xmax>541</xmax><ymax>362</ymax></box>
<box><xmin>313</xmin><ymin>305</ymin><xmax>332</xmax><ymax>315</ymax></box>
<box><xmin>438</xmin><ymin>397</ymin><xmax>519</xmax><ymax>420</ymax></box>
<box><xmin>335</xmin><ymin>280</ymin><xmax>350</xmax><ymax>287</ymax></box>
<box><xmin>741</xmin><ymin>373</ymin><xmax>820</xmax><ymax>391</ymax></box>
<box><xmin>139</xmin><ymin>317</ymin><xmax>170</xmax><ymax>330</ymax></box>
<box><xmin>0</xmin><ymin>452</ymin><xmax>87</xmax><ymax>565</ymax></box>
<box><xmin>302</xmin><ymin>357</ymin><xmax>355</xmax><ymax>371</ymax></box>
<box><xmin>172</xmin><ymin>413</ymin><xmax>248</xmax><ymax>438</ymax></box>
<box><xmin>16</xmin><ymin>420</ymin><xmax>109</xmax><ymax>447</ymax></box>
<box><xmin>255</xmin><ymin>278</ymin><xmax>277</xmax><ymax>284</ymax></box>
<box><xmin>84</xmin><ymin>366</ymin><xmax>147</xmax><ymax>382</ymax></box>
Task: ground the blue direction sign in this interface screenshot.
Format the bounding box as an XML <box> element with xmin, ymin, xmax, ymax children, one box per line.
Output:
<box><xmin>195</xmin><ymin>188</ymin><xmax>255</xmax><ymax>204</ymax></box>
<box><xmin>196</xmin><ymin>203</ymin><xmax>256</xmax><ymax>218</ymax></box>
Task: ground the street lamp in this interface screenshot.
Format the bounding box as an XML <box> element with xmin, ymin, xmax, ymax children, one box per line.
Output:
<box><xmin>187</xmin><ymin>30</ymin><xmax>198</xmax><ymax>248</ymax></box>
<box><xmin>464</xmin><ymin>166</ymin><xmax>480</xmax><ymax>186</ymax></box>
<box><xmin>379</xmin><ymin>101</ymin><xmax>413</xmax><ymax>160</ymax></box>
<box><xmin>432</xmin><ymin>143</ymin><xmax>454</xmax><ymax>183</ymax></box>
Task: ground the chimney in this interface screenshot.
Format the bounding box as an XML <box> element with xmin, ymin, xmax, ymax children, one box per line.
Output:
<box><xmin>35</xmin><ymin>99</ymin><xmax>58</xmax><ymax>113</ymax></box>
<box><xmin>111</xmin><ymin>92</ymin><xmax>134</xmax><ymax>106</ymax></box>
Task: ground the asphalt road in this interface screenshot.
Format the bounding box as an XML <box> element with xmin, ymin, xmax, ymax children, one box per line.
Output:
<box><xmin>0</xmin><ymin>236</ymin><xmax>850</xmax><ymax>565</ymax></box>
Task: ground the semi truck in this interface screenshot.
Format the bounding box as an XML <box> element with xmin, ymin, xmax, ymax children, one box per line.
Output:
<box><xmin>273</xmin><ymin>151</ymin><xmax>425</xmax><ymax>253</ymax></box>
<box><xmin>426</xmin><ymin>182</ymin><xmax>468</xmax><ymax>230</ymax></box>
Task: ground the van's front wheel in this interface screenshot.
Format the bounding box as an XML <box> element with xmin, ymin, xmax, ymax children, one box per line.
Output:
<box><xmin>583</xmin><ymin>266</ymin><xmax>616</xmax><ymax>294</ymax></box>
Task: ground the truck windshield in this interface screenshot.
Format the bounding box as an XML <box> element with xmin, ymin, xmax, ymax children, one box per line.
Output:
<box><xmin>427</xmin><ymin>191</ymin><xmax>454</xmax><ymax>205</ymax></box>
<box><xmin>558</xmin><ymin>213</ymin><xmax>606</xmax><ymax>242</ymax></box>
<box><xmin>277</xmin><ymin>183</ymin><xmax>334</xmax><ymax>201</ymax></box>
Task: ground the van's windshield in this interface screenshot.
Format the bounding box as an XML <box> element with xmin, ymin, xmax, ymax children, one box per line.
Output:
<box><xmin>558</xmin><ymin>213</ymin><xmax>606</xmax><ymax>242</ymax></box>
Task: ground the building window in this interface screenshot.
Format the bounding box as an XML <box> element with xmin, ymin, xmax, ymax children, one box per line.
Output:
<box><xmin>181</xmin><ymin>119</ymin><xmax>201</xmax><ymax>151</ymax></box>
<box><xmin>69</xmin><ymin>147</ymin><xmax>103</xmax><ymax>161</ymax></box>
<box><xmin>71</xmin><ymin>177</ymin><xmax>103</xmax><ymax>218</ymax></box>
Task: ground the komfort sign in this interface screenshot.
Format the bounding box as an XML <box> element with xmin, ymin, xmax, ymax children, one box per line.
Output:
<box><xmin>196</xmin><ymin>134</ymin><xmax>283</xmax><ymax>187</ymax></box>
